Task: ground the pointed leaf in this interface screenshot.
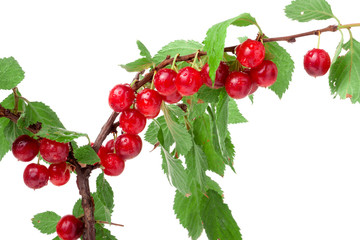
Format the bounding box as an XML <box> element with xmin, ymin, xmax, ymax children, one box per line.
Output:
<box><xmin>185</xmin><ymin>143</ymin><xmax>208</xmax><ymax>191</ymax></box>
<box><xmin>36</xmin><ymin>125</ymin><xmax>88</xmax><ymax>143</ymax></box>
<box><xmin>95</xmin><ymin>223</ymin><xmax>118</xmax><ymax>240</ymax></box>
<box><xmin>32</xmin><ymin>211</ymin><xmax>61</xmax><ymax>235</ymax></box>
<box><xmin>285</xmin><ymin>0</ymin><xmax>335</xmax><ymax>22</ymax></box>
<box><xmin>0</xmin><ymin>57</ymin><xmax>25</xmax><ymax>90</ymax></box>
<box><xmin>96</xmin><ymin>173</ymin><xmax>114</xmax><ymax>212</ymax></box>
<box><xmin>228</xmin><ymin>98</ymin><xmax>247</xmax><ymax>124</ymax></box>
<box><xmin>20</xmin><ymin>101</ymin><xmax>64</xmax><ymax>128</ymax></box>
<box><xmin>137</xmin><ymin>40</ymin><xmax>152</xmax><ymax>61</ymax></box>
<box><xmin>120</xmin><ymin>58</ymin><xmax>153</xmax><ymax>72</ymax></box>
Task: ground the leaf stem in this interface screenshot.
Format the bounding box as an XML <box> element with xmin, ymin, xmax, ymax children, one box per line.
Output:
<box><xmin>338</xmin><ymin>23</ymin><xmax>360</xmax><ymax>29</ymax></box>
<box><xmin>96</xmin><ymin>220</ymin><xmax>124</xmax><ymax>227</ymax></box>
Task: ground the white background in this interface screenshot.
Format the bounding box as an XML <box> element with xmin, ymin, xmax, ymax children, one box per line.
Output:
<box><xmin>0</xmin><ymin>0</ymin><xmax>360</xmax><ymax>239</ymax></box>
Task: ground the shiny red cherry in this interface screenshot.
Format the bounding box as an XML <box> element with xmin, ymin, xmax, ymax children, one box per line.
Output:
<box><xmin>12</xmin><ymin>135</ymin><xmax>39</xmax><ymax>162</ymax></box>
<box><xmin>101</xmin><ymin>153</ymin><xmax>125</xmax><ymax>176</ymax></box>
<box><xmin>154</xmin><ymin>68</ymin><xmax>177</xmax><ymax>96</ymax></box>
<box><xmin>236</xmin><ymin>39</ymin><xmax>265</xmax><ymax>68</ymax></box>
<box><xmin>114</xmin><ymin>134</ymin><xmax>142</xmax><ymax>160</ymax></box>
<box><xmin>49</xmin><ymin>162</ymin><xmax>71</xmax><ymax>186</ymax></box>
<box><xmin>304</xmin><ymin>48</ymin><xmax>331</xmax><ymax>77</ymax></box>
<box><xmin>23</xmin><ymin>163</ymin><xmax>49</xmax><ymax>189</ymax></box>
<box><xmin>56</xmin><ymin>215</ymin><xmax>84</xmax><ymax>240</ymax></box>
<box><xmin>39</xmin><ymin>138</ymin><xmax>69</xmax><ymax>163</ymax></box>
<box><xmin>175</xmin><ymin>67</ymin><xmax>202</xmax><ymax>96</ymax></box>
<box><xmin>136</xmin><ymin>88</ymin><xmax>162</xmax><ymax>119</ymax></box>
<box><xmin>119</xmin><ymin>109</ymin><xmax>146</xmax><ymax>134</ymax></box>
<box><xmin>161</xmin><ymin>90</ymin><xmax>182</xmax><ymax>104</ymax></box>
<box><xmin>250</xmin><ymin>60</ymin><xmax>278</xmax><ymax>87</ymax></box>
<box><xmin>108</xmin><ymin>84</ymin><xmax>135</xmax><ymax>112</ymax></box>
<box><xmin>225</xmin><ymin>71</ymin><xmax>252</xmax><ymax>99</ymax></box>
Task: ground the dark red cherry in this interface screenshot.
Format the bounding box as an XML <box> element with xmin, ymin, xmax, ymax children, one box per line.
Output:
<box><xmin>56</xmin><ymin>215</ymin><xmax>84</xmax><ymax>240</ymax></box>
<box><xmin>250</xmin><ymin>60</ymin><xmax>278</xmax><ymax>87</ymax></box>
<box><xmin>49</xmin><ymin>162</ymin><xmax>70</xmax><ymax>186</ymax></box>
<box><xmin>119</xmin><ymin>109</ymin><xmax>146</xmax><ymax>134</ymax></box>
<box><xmin>236</xmin><ymin>39</ymin><xmax>265</xmax><ymax>68</ymax></box>
<box><xmin>201</xmin><ymin>62</ymin><xmax>229</xmax><ymax>89</ymax></box>
<box><xmin>105</xmin><ymin>139</ymin><xmax>115</xmax><ymax>153</ymax></box>
<box><xmin>225</xmin><ymin>71</ymin><xmax>252</xmax><ymax>99</ymax></box>
<box><xmin>97</xmin><ymin>145</ymin><xmax>111</xmax><ymax>162</ymax></box>
<box><xmin>248</xmin><ymin>82</ymin><xmax>259</xmax><ymax>95</ymax></box>
<box><xmin>108</xmin><ymin>84</ymin><xmax>135</xmax><ymax>112</ymax></box>
<box><xmin>23</xmin><ymin>163</ymin><xmax>49</xmax><ymax>189</ymax></box>
<box><xmin>12</xmin><ymin>135</ymin><xmax>39</xmax><ymax>162</ymax></box>
<box><xmin>136</xmin><ymin>88</ymin><xmax>162</xmax><ymax>119</ymax></box>
<box><xmin>115</xmin><ymin>134</ymin><xmax>142</xmax><ymax>160</ymax></box>
<box><xmin>161</xmin><ymin>90</ymin><xmax>182</xmax><ymax>104</ymax></box>
<box><xmin>101</xmin><ymin>153</ymin><xmax>125</xmax><ymax>176</ymax></box>
<box><xmin>304</xmin><ymin>48</ymin><xmax>331</xmax><ymax>77</ymax></box>
<box><xmin>175</xmin><ymin>67</ymin><xmax>202</xmax><ymax>96</ymax></box>
<box><xmin>154</xmin><ymin>68</ymin><xmax>177</xmax><ymax>96</ymax></box>
<box><xmin>39</xmin><ymin>139</ymin><xmax>69</xmax><ymax>163</ymax></box>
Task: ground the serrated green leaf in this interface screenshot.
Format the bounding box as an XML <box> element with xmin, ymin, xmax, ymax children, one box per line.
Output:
<box><xmin>329</xmin><ymin>38</ymin><xmax>360</xmax><ymax>103</ymax></box>
<box><xmin>3</xmin><ymin>120</ymin><xmax>31</xmax><ymax>143</ymax></box>
<box><xmin>201</xmin><ymin>190</ymin><xmax>242</xmax><ymax>240</ymax></box>
<box><xmin>32</xmin><ymin>211</ymin><xmax>61</xmax><ymax>235</ymax></box>
<box><xmin>284</xmin><ymin>0</ymin><xmax>334</xmax><ymax>22</ymax></box>
<box><xmin>197</xmin><ymin>86</ymin><xmax>222</xmax><ymax>103</ymax></box>
<box><xmin>74</xmin><ymin>144</ymin><xmax>100</xmax><ymax>165</ymax></box>
<box><xmin>225</xmin><ymin>132</ymin><xmax>235</xmax><ymax>163</ymax></box>
<box><xmin>120</xmin><ymin>58</ymin><xmax>153</xmax><ymax>72</ymax></box>
<box><xmin>160</xmin><ymin>143</ymin><xmax>189</xmax><ymax>194</ymax></box>
<box><xmin>96</xmin><ymin>173</ymin><xmax>114</xmax><ymax>213</ymax></box>
<box><xmin>167</xmin><ymin>104</ymin><xmax>187</xmax><ymax>117</ymax></box>
<box><xmin>265</xmin><ymin>40</ymin><xmax>294</xmax><ymax>98</ymax></box>
<box><xmin>95</xmin><ymin>223</ymin><xmax>117</xmax><ymax>240</ymax></box>
<box><xmin>162</xmin><ymin>104</ymin><xmax>192</xmax><ymax>155</ymax></box>
<box><xmin>174</xmin><ymin>190</ymin><xmax>203</xmax><ymax>240</ymax></box>
<box><xmin>204</xmin><ymin>13</ymin><xmax>258</xmax><ymax>81</ymax></box>
<box><xmin>36</xmin><ymin>125</ymin><xmax>88</xmax><ymax>143</ymax></box>
<box><xmin>0</xmin><ymin>57</ymin><xmax>25</xmax><ymax>90</ymax></box>
<box><xmin>20</xmin><ymin>101</ymin><xmax>64</xmax><ymax>129</ymax></box>
<box><xmin>193</xmin><ymin>115</ymin><xmax>225</xmax><ymax>176</ymax></box>
<box><xmin>144</xmin><ymin>119</ymin><xmax>159</xmax><ymax>145</ymax></box>
<box><xmin>52</xmin><ymin>236</ymin><xmax>61</xmax><ymax>240</ymax></box>
<box><xmin>153</xmin><ymin>40</ymin><xmax>203</xmax><ymax>65</ymax></box>
<box><xmin>216</xmin><ymin>90</ymin><xmax>229</xmax><ymax>150</ymax></box>
<box><xmin>228</xmin><ymin>98</ymin><xmax>247</xmax><ymax>124</ymax></box>
<box><xmin>332</xmin><ymin>36</ymin><xmax>344</xmax><ymax>64</ymax></box>
<box><xmin>0</xmin><ymin>118</ymin><xmax>11</xmax><ymax>161</ymax></box>
<box><xmin>185</xmin><ymin>142</ymin><xmax>208</xmax><ymax>191</ymax></box>
<box><xmin>72</xmin><ymin>198</ymin><xmax>83</xmax><ymax>218</ymax></box>
<box><xmin>205</xmin><ymin>176</ymin><xmax>223</xmax><ymax>196</ymax></box>
<box><xmin>144</xmin><ymin>116</ymin><xmax>174</xmax><ymax>149</ymax></box>
<box><xmin>137</xmin><ymin>40</ymin><xmax>152</xmax><ymax>61</ymax></box>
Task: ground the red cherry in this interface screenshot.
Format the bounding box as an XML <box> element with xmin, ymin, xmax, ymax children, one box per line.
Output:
<box><xmin>101</xmin><ymin>153</ymin><xmax>125</xmax><ymax>176</ymax></box>
<box><xmin>225</xmin><ymin>71</ymin><xmax>252</xmax><ymax>99</ymax></box>
<box><xmin>12</xmin><ymin>135</ymin><xmax>39</xmax><ymax>162</ymax></box>
<box><xmin>108</xmin><ymin>84</ymin><xmax>135</xmax><ymax>112</ymax></box>
<box><xmin>303</xmin><ymin>48</ymin><xmax>331</xmax><ymax>77</ymax></box>
<box><xmin>49</xmin><ymin>162</ymin><xmax>71</xmax><ymax>186</ymax></box>
<box><xmin>236</xmin><ymin>39</ymin><xmax>265</xmax><ymax>68</ymax></box>
<box><xmin>115</xmin><ymin>134</ymin><xmax>142</xmax><ymax>160</ymax></box>
<box><xmin>56</xmin><ymin>215</ymin><xmax>84</xmax><ymax>240</ymax></box>
<box><xmin>105</xmin><ymin>139</ymin><xmax>115</xmax><ymax>153</ymax></box>
<box><xmin>153</xmin><ymin>68</ymin><xmax>177</xmax><ymax>96</ymax></box>
<box><xmin>175</xmin><ymin>67</ymin><xmax>202</xmax><ymax>96</ymax></box>
<box><xmin>119</xmin><ymin>109</ymin><xmax>146</xmax><ymax>134</ymax></box>
<box><xmin>250</xmin><ymin>60</ymin><xmax>278</xmax><ymax>87</ymax></box>
<box><xmin>23</xmin><ymin>163</ymin><xmax>49</xmax><ymax>189</ymax></box>
<box><xmin>200</xmin><ymin>62</ymin><xmax>229</xmax><ymax>89</ymax></box>
<box><xmin>136</xmin><ymin>89</ymin><xmax>162</xmax><ymax>119</ymax></box>
<box><xmin>39</xmin><ymin>139</ymin><xmax>69</xmax><ymax>163</ymax></box>
<box><xmin>161</xmin><ymin>90</ymin><xmax>182</xmax><ymax>104</ymax></box>
<box><xmin>248</xmin><ymin>82</ymin><xmax>259</xmax><ymax>95</ymax></box>
<box><xmin>97</xmin><ymin>145</ymin><xmax>111</xmax><ymax>162</ymax></box>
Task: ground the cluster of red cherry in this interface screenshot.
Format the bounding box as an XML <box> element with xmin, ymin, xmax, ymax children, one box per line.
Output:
<box><xmin>12</xmin><ymin>135</ymin><xmax>70</xmax><ymax>189</ymax></box>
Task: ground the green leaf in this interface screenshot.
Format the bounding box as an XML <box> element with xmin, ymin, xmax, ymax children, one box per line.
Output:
<box><xmin>329</xmin><ymin>38</ymin><xmax>360</xmax><ymax>103</ymax></box>
<box><xmin>153</xmin><ymin>40</ymin><xmax>203</xmax><ymax>65</ymax></box>
<box><xmin>144</xmin><ymin>119</ymin><xmax>160</xmax><ymax>145</ymax></box>
<box><xmin>95</xmin><ymin>223</ymin><xmax>117</xmax><ymax>240</ymax></box>
<box><xmin>144</xmin><ymin>116</ymin><xmax>174</xmax><ymax>149</ymax></box>
<box><xmin>160</xmin><ymin>146</ymin><xmax>189</xmax><ymax>194</ymax></box>
<box><xmin>284</xmin><ymin>0</ymin><xmax>335</xmax><ymax>22</ymax></box>
<box><xmin>193</xmin><ymin>115</ymin><xmax>225</xmax><ymax>176</ymax></box>
<box><xmin>52</xmin><ymin>236</ymin><xmax>61</xmax><ymax>240</ymax></box>
<box><xmin>119</xmin><ymin>58</ymin><xmax>153</xmax><ymax>72</ymax></box>
<box><xmin>167</xmin><ymin>104</ymin><xmax>187</xmax><ymax>117</ymax></box>
<box><xmin>0</xmin><ymin>57</ymin><xmax>25</xmax><ymax>90</ymax></box>
<box><xmin>162</xmin><ymin>105</ymin><xmax>192</xmax><ymax>155</ymax></box>
<box><xmin>137</xmin><ymin>40</ymin><xmax>152</xmax><ymax>61</ymax></box>
<box><xmin>332</xmin><ymin>36</ymin><xmax>344</xmax><ymax>64</ymax></box>
<box><xmin>0</xmin><ymin>118</ymin><xmax>11</xmax><ymax>161</ymax></box>
<box><xmin>215</xmin><ymin>90</ymin><xmax>229</xmax><ymax>151</ymax></box>
<box><xmin>228</xmin><ymin>98</ymin><xmax>247</xmax><ymax>124</ymax></box>
<box><xmin>201</xmin><ymin>190</ymin><xmax>242</xmax><ymax>240</ymax></box>
<box><xmin>74</xmin><ymin>144</ymin><xmax>100</xmax><ymax>165</ymax></box>
<box><xmin>72</xmin><ymin>198</ymin><xmax>83</xmax><ymax>218</ymax></box>
<box><xmin>96</xmin><ymin>173</ymin><xmax>114</xmax><ymax>213</ymax></box>
<box><xmin>36</xmin><ymin>125</ymin><xmax>88</xmax><ymax>143</ymax></box>
<box><xmin>265</xmin><ymin>40</ymin><xmax>295</xmax><ymax>98</ymax></box>
<box><xmin>185</xmin><ymin>142</ymin><xmax>208</xmax><ymax>191</ymax></box>
<box><xmin>20</xmin><ymin>101</ymin><xmax>64</xmax><ymax>129</ymax></box>
<box><xmin>225</xmin><ymin>133</ymin><xmax>236</xmax><ymax>163</ymax></box>
<box><xmin>32</xmin><ymin>211</ymin><xmax>61</xmax><ymax>235</ymax></box>
<box><xmin>3</xmin><ymin>121</ymin><xmax>31</xmax><ymax>144</ymax></box>
<box><xmin>197</xmin><ymin>86</ymin><xmax>222</xmax><ymax>103</ymax></box>
<box><xmin>203</xmin><ymin>13</ymin><xmax>258</xmax><ymax>81</ymax></box>
<box><xmin>173</xmin><ymin>190</ymin><xmax>203</xmax><ymax>240</ymax></box>
<box><xmin>205</xmin><ymin>176</ymin><xmax>223</xmax><ymax>196</ymax></box>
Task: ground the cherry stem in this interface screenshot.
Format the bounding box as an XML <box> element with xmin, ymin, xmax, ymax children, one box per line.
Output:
<box><xmin>171</xmin><ymin>54</ymin><xmax>180</xmax><ymax>71</ymax></box>
<box><xmin>12</xmin><ymin>87</ymin><xmax>19</xmax><ymax>114</ymax></box>
<box><xmin>317</xmin><ymin>31</ymin><xmax>321</xmax><ymax>49</ymax></box>
<box><xmin>96</xmin><ymin>220</ymin><xmax>124</xmax><ymax>227</ymax></box>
